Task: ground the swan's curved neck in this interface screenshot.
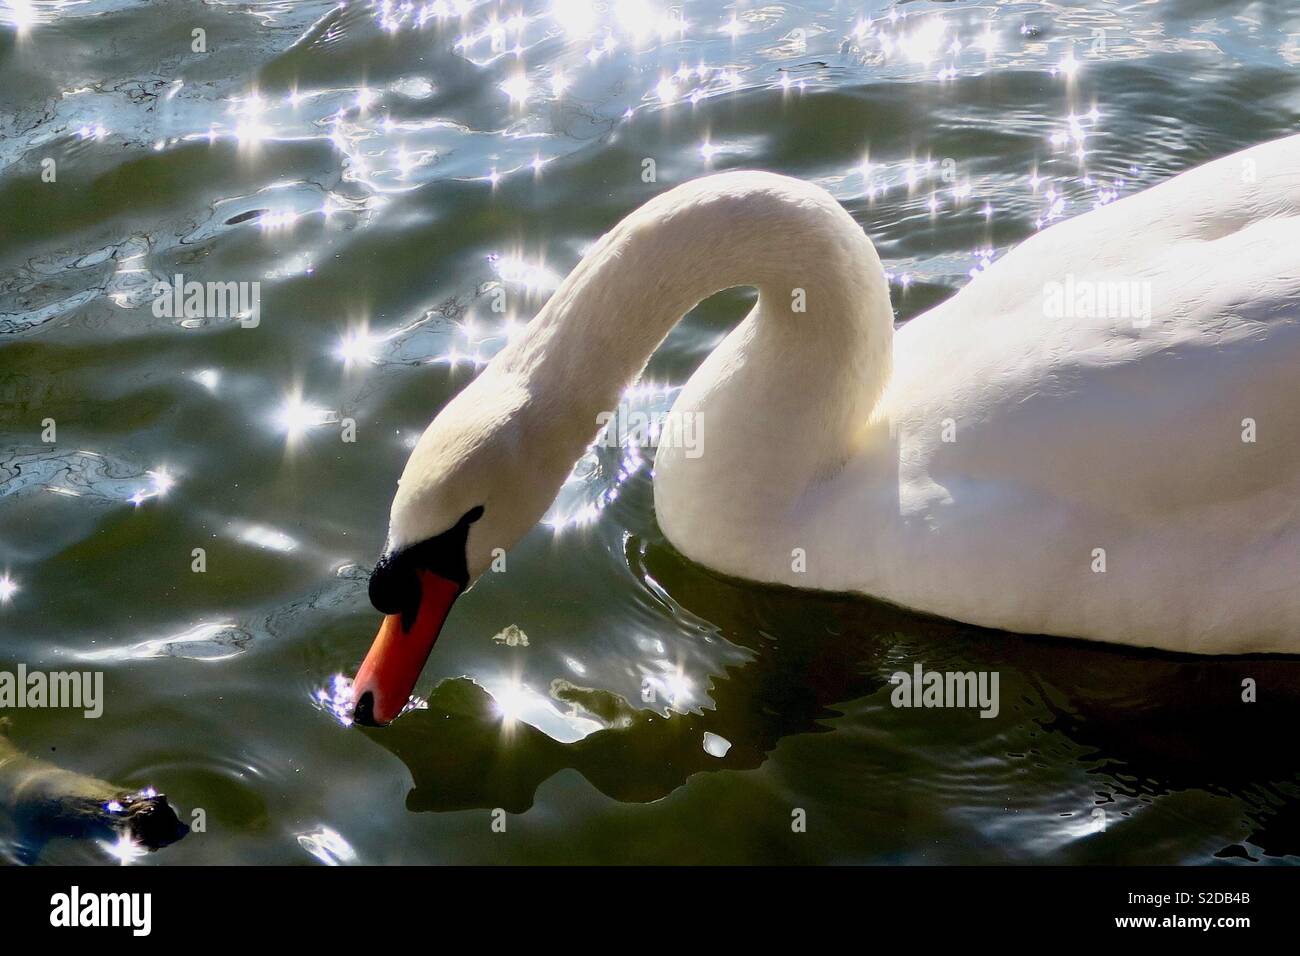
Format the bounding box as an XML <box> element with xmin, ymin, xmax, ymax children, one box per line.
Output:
<box><xmin>499</xmin><ymin>173</ymin><xmax>894</xmax><ymax>492</ymax></box>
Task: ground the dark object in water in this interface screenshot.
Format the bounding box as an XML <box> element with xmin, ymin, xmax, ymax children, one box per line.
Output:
<box><xmin>224</xmin><ymin>208</ymin><xmax>268</xmax><ymax>226</ymax></box>
<box><xmin>0</xmin><ymin>718</ymin><xmax>188</xmax><ymax>862</ymax></box>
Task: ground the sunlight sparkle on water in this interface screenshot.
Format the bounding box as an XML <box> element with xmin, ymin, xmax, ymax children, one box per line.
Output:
<box><xmin>1053</xmin><ymin>51</ymin><xmax>1081</xmax><ymax>80</ymax></box>
<box><xmin>275</xmin><ymin>393</ymin><xmax>333</xmax><ymax>439</ymax></box>
<box><xmin>313</xmin><ymin>674</ymin><xmax>427</xmax><ymax>727</ymax></box>
<box><xmin>297</xmin><ymin>825</ymin><xmax>358</xmax><ymax>865</ymax></box>
<box><xmin>973</xmin><ymin>23</ymin><xmax>998</xmax><ymax>54</ymax></box>
<box><xmin>8</xmin><ymin>0</ymin><xmax>36</xmax><ymax>34</ymax></box>
<box><xmin>236</xmin><ymin>523</ymin><xmax>299</xmax><ymax>553</ymax></box>
<box><xmin>315</xmin><ymin>674</ymin><xmax>357</xmax><ymax>726</ymax></box>
<box><xmin>336</xmin><ymin>325</ymin><xmax>381</xmax><ymax>366</ymax></box>
<box><xmin>897</xmin><ymin>16</ymin><xmax>946</xmax><ymax>64</ymax></box>
<box><xmin>638</xmin><ymin>662</ymin><xmax>693</xmax><ymax>709</ymax></box>
<box><xmin>0</xmin><ymin>574</ymin><xmax>18</xmax><ymax>606</ymax></box>
<box><xmin>490</xmin><ymin>253</ymin><xmax>560</xmax><ymax>292</ymax></box>
<box><xmin>229</xmin><ymin>92</ymin><xmax>273</xmax><ymax>147</ymax></box>
<box><xmin>99</xmin><ymin>831</ymin><xmax>149</xmax><ymax>866</ymax></box>
<box><xmin>150</xmin><ymin>467</ymin><xmax>175</xmax><ymax>495</ymax></box>
<box><xmin>500</xmin><ymin>73</ymin><xmax>530</xmax><ymax>105</ymax></box>
<box><xmin>664</xmin><ymin>670</ymin><xmax>692</xmax><ymax>705</ymax></box>
<box><xmin>492</xmin><ymin>679</ymin><xmax>527</xmax><ymax>722</ymax></box>
<box><xmin>551</xmin><ymin>0</ymin><xmax>597</xmax><ymax>37</ymax></box>
<box><xmin>128</xmin><ymin>468</ymin><xmax>177</xmax><ymax>507</ymax></box>
<box><xmin>615</xmin><ymin>0</ymin><xmax>682</xmax><ymax>43</ymax></box>
<box><xmin>258</xmin><ymin>209</ymin><xmax>299</xmax><ymax>232</ymax></box>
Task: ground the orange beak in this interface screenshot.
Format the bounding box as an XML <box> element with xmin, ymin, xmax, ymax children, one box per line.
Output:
<box><xmin>352</xmin><ymin>570</ymin><xmax>461</xmax><ymax>726</ymax></box>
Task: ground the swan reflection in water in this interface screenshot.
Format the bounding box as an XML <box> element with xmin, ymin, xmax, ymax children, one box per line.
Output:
<box><xmin>324</xmin><ymin>529</ymin><xmax>1300</xmax><ymax>861</ymax></box>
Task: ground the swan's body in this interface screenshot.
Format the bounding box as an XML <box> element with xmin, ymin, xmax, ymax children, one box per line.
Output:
<box><xmin>355</xmin><ymin>134</ymin><xmax>1300</xmax><ymax>721</ymax></box>
<box><xmin>651</xmin><ymin>138</ymin><xmax>1300</xmax><ymax>655</ymax></box>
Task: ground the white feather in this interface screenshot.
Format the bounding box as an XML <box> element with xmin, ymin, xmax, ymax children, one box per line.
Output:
<box><xmin>390</xmin><ymin>135</ymin><xmax>1300</xmax><ymax>654</ymax></box>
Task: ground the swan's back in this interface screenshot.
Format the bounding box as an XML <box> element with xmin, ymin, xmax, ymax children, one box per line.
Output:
<box><xmin>888</xmin><ymin>132</ymin><xmax>1300</xmax><ymax>517</ymax></box>
<box><xmin>846</xmin><ymin>135</ymin><xmax>1300</xmax><ymax>653</ymax></box>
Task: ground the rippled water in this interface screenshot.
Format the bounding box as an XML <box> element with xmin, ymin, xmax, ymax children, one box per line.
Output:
<box><xmin>2</xmin><ymin>0</ymin><xmax>1299</xmax><ymax>864</ymax></box>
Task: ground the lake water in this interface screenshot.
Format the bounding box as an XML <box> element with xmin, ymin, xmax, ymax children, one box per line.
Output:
<box><xmin>2</xmin><ymin>0</ymin><xmax>1298</xmax><ymax>865</ymax></box>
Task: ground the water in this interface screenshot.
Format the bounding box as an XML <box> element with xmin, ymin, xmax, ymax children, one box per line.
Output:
<box><xmin>2</xmin><ymin>0</ymin><xmax>1298</xmax><ymax>865</ymax></box>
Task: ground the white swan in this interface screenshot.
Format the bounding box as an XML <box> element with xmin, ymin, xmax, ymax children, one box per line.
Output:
<box><xmin>352</xmin><ymin>134</ymin><xmax>1300</xmax><ymax>724</ymax></box>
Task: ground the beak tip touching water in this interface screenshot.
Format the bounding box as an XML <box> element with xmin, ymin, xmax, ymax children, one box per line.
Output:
<box><xmin>351</xmin><ymin>570</ymin><xmax>463</xmax><ymax>728</ymax></box>
<box><xmin>351</xmin><ymin>690</ymin><xmax>385</xmax><ymax>727</ymax></box>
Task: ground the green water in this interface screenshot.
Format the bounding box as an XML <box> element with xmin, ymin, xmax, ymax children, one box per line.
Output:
<box><xmin>1</xmin><ymin>0</ymin><xmax>1298</xmax><ymax>864</ymax></box>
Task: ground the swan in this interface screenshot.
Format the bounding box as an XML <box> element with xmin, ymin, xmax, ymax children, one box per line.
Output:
<box><xmin>352</xmin><ymin>134</ymin><xmax>1300</xmax><ymax>725</ymax></box>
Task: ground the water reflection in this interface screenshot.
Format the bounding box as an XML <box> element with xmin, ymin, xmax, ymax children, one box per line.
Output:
<box><xmin>98</xmin><ymin>830</ymin><xmax>151</xmax><ymax>866</ymax></box>
<box><xmin>76</xmin><ymin>622</ymin><xmax>252</xmax><ymax>663</ymax></box>
<box><xmin>353</xmin><ymin>527</ymin><xmax>1300</xmax><ymax>861</ymax></box>
<box><xmin>4</xmin><ymin>0</ymin><xmax>1300</xmax><ymax>864</ymax></box>
<box><xmin>297</xmin><ymin>824</ymin><xmax>359</xmax><ymax>865</ymax></box>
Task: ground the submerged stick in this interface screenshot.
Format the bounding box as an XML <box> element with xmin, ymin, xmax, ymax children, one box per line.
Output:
<box><xmin>0</xmin><ymin>718</ymin><xmax>188</xmax><ymax>860</ymax></box>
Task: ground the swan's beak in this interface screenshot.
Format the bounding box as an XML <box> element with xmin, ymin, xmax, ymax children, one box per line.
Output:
<box><xmin>352</xmin><ymin>570</ymin><xmax>461</xmax><ymax>726</ymax></box>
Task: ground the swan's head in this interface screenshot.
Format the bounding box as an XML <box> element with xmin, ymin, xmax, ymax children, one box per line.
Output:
<box><xmin>351</xmin><ymin>371</ymin><xmax>564</xmax><ymax>726</ymax></box>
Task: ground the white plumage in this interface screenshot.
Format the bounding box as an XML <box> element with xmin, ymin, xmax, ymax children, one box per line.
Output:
<box><xmin>389</xmin><ymin>134</ymin><xmax>1300</xmax><ymax>654</ymax></box>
